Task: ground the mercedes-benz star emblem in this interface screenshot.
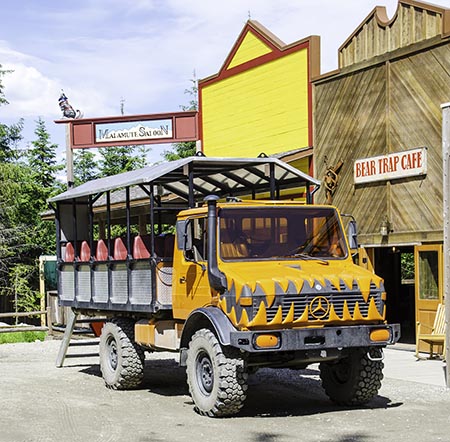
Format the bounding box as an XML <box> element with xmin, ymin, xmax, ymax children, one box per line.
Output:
<box><xmin>309</xmin><ymin>296</ymin><xmax>330</xmax><ymax>319</ymax></box>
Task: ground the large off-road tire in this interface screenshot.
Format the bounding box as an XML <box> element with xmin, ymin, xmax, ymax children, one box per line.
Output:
<box><xmin>99</xmin><ymin>317</ymin><xmax>145</xmax><ymax>390</ymax></box>
<box><xmin>319</xmin><ymin>347</ymin><xmax>384</xmax><ymax>405</ymax></box>
<box><xmin>186</xmin><ymin>328</ymin><xmax>248</xmax><ymax>417</ymax></box>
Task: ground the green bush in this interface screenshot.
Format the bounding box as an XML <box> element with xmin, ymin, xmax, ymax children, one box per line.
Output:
<box><xmin>0</xmin><ymin>331</ymin><xmax>46</xmax><ymax>344</ymax></box>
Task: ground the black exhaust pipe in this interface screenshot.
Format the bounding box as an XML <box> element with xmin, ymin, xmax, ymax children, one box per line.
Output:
<box><xmin>205</xmin><ymin>195</ymin><xmax>227</xmax><ymax>293</ymax></box>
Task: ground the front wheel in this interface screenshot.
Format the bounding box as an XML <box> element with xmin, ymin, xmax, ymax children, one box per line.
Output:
<box><xmin>186</xmin><ymin>328</ymin><xmax>248</xmax><ymax>417</ymax></box>
<box><xmin>320</xmin><ymin>347</ymin><xmax>384</xmax><ymax>405</ymax></box>
<box><xmin>99</xmin><ymin>317</ymin><xmax>145</xmax><ymax>390</ymax></box>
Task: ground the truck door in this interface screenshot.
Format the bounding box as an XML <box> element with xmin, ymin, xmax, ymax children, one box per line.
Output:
<box><xmin>172</xmin><ymin>217</ymin><xmax>211</xmax><ymax>319</ymax></box>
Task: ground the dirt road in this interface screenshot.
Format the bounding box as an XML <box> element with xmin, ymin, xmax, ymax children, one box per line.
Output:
<box><xmin>0</xmin><ymin>339</ymin><xmax>449</xmax><ymax>442</ymax></box>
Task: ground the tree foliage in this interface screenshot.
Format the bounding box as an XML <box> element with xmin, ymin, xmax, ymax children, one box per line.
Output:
<box><xmin>0</xmin><ymin>66</ymin><xmax>24</xmax><ymax>163</ymax></box>
<box><xmin>0</xmin><ymin>162</ymin><xmax>36</xmax><ymax>306</ymax></box>
<box><xmin>163</xmin><ymin>77</ymin><xmax>198</xmax><ymax>161</ymax></box>
<box><xmin>9</xmin><ymin>264</ymin><xmax>41</xmax><ymax>314</ymax></box>
<box><xmin>27</xmin><ymin>117</ymin><xmax>63</xmax><ymax>190</ymax></box>
<box><xmin>0</xmin><ymin>64</ymin><xmax>10</xmax><ymax>106</ymax></box>
<box><xmin>0</xmin><ymin>119</ymin><xmax>23</xmax><ymax>163</ymax></box>
<box><xmin>0</xmin><ymin>73</ymin><xmax>63</xmax><ymax>311</ymax></box>
<box><xmin>98</xmin><ymin>145</ymin><xmax>148</xmax><ymax>177</ymax></box>
<box><xmin>73</xmin><ymin>149</ymin><xmax>99</xmax><ymax>186</ymax></box>
<box><xmin>401</xmin><ymin>252</ymin><xmax>415</xmax><ymax>281</ymax></box>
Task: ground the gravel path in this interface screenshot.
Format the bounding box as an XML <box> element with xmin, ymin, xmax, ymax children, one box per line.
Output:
<box><xmin>0</xmin><ymin>339</ymin><xmax>449</xmax><ymax>442</ymax></box>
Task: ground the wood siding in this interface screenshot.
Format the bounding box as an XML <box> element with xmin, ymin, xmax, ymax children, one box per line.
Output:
<box><xmin>314</xmin><ymin>40</ymin><xmax>450</xmax><ymax>245</ymax></box>
<box><xmin>314</xmin><ymin>66</ymin><xmax>388</xmax><ymax>238</ymax></box>
<box><xmin>339</xmin><ymin>1</ymin><xmax>449</xmax><ymax>68</ymax></box>
<box><xmin>389</xmin><ymin>44</ymin><xmax>450</xmax><ymax>235</ymax></box>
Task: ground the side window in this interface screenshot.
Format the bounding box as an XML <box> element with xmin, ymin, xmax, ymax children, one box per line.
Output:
<box><xmin>192</xmin><ymin>217</ymin><xmax>207</xmax><ymax>261</ymax></box>
<box><xmin>181</xmin><ymin>217</ymin><xmax>207</xmax><ymax>262</ymax></box>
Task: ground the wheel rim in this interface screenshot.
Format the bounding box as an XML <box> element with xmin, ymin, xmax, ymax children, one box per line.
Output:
<box><xmin>106</xmin><ymin>335</ymin><xmax>118</xmax><ymax>371</ymax></box>
<box><xmin>196</xmin><ymin>351</ymin><xmax>214</xmax><ymax>395</ymax></box>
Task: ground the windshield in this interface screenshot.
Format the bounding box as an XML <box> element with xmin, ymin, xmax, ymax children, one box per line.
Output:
<box><xmin>219</xmin><ymin>207</ymin><xmax>348</xmax><ymax>261</ymax></box>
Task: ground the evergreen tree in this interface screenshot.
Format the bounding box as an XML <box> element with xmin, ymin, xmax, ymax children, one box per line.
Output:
<box><xmin>0</xmin><ymin>162</ymin><xmax>37</xmax><ymax>306</ymax></box>
<box><xmin>27</xmin><ymin>117</ymin><xmax>63</xmax><ymax>190</ymax></box>
<box><xmin>98</xmin><ymin>145</ymin><xmax>147</xmax><ymax>177</ymax></box>
<box><xmin>73</xmin><ymin>149</ymin><xmax>99</xmax><ymax>185</ymax></box>
<box><xmin>0</xmin><ymin>65</ymin><xmax>23</xmax><ymax>162</ymax></box>
<box><xmin>163</xmin><ymin>141</ymin><xmax>196</xmax><ymax>161</ymax></box>
<box><xmin>0</xmin><ymin>64</ymin><xmax>9</xmax><ymax>106</ymax></box>
<box><xmin>0</xmin><ymin>68</ymin><xmax>43</xmax><ymax>312</ymax></box>
<box><xmin>0</xmin><ymin>165</ymin><xmax>24</xmax><ymax>290</ymax></box>
<box><xmin>163</xmin><ymin>77</ymin><xmax>198</xmax><ymax>161</ymax></box>
<box><xmin>25</xmin><ymin>118</ymin><xmax>63</xmax><ymax>255</ymax></box>
<box><xmin>0</xmin><ymin>68</ymin><xmax>25</xmax><ymax>287</ymax></box>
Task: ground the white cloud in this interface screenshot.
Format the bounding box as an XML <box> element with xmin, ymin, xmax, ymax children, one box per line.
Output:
<box><xmin>0</xmin><ymin>63</ymin><xmax>60</xmax><ymax>118</ymax></box>
<box><xmin>0</xmin><ymin>0</ymin><xmax>447</xmax><ymax>163</ymax></box>
<box><xmin>0</xmin><ymin>0</ymin><xmax>405</xmax><ymax>123</ymax></box>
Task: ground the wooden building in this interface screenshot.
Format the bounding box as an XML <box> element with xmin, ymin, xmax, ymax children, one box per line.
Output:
<box><xmin>313</xmin><ymin>0</ymin><xmax>450</xmax><ymax>342</ymax></box>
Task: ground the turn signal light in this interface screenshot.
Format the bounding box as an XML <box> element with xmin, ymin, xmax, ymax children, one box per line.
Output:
<box><xmin>254</xmin><ymin>334</ymin><xmax>280</xmax><ymax>348</ymax></box>
<box><xmin>370</xmin><ymin>328</ymin><xmax>390</xmax><ymax>342</ymax></box>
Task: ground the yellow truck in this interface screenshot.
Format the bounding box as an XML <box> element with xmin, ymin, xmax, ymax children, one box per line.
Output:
<box><xmin>50</xmin><ymin>156</ymin><xmax>400</xmax><ymax>417</ymax></box>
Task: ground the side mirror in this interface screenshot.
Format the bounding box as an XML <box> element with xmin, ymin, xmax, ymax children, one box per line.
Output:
<box><xmin>176</xmin><ymin>219</ymin><xmax>192</xmax><ymax>251</ymax></box>
<box><xmin>347</xmin><ymin>220</ymin><xmax>358</xmax><ymax>250</ymax></box>
<box><xmin>176</xmin><ymin>220</ymin><xmax>188</xmax><ymax>249</ymax></box>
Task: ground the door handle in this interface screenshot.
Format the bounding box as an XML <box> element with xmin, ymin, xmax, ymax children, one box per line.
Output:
<box><xmin>179</xmin><ymin>276</ymin><xmax>186</xmax><ymax>284</ymax></box>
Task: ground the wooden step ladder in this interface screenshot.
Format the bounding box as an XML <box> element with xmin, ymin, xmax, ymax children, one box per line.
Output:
<box><xmin>55</xmin><ymin>310</ymin><xmax>105</xmax><ymax>367</ymax></box>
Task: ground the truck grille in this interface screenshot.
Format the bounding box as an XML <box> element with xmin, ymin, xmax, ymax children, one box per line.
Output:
<box><xmin>256</xmin><ymin>282</ymin><xmax>383</xmax><ymax>322</ymax></box>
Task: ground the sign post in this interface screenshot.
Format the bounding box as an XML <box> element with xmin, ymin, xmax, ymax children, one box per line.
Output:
<box><xmin>65</xmin><ymin>124</ymin><xmax>74</xmax><ymax>189</ymax></box>
<box><xmin>442</xmin><ymin>102</ymin><xmax>450</xmax><ymax>388</ymax></box>
<box><xmin>58</xmin><ymin>91</ymin><xmax>80</xmax><ymax>188</ymax></box>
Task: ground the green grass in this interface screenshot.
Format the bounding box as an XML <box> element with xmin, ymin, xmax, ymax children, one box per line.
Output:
<box><xmin>0</xmin><ymin>331</ymin><xmax>47</xmax><ymax>344</ymax></box>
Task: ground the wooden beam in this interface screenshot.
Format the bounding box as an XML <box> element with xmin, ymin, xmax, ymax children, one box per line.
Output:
<box><xmin>441</xmin><ymin>102</ymin><xmax>450</xmax><ymax>388</ymax></box>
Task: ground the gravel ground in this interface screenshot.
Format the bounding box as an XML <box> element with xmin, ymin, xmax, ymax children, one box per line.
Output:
<box><xmin>0</xmin><ymin>338</ymin><xmax>449</xmax><ymax>442</ymax></box>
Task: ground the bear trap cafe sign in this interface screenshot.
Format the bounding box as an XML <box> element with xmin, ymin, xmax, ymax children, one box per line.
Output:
<box><xmin>354</xmin><ymin>147</ymin><xmax>427</xmax><ymax>184</ymax></box>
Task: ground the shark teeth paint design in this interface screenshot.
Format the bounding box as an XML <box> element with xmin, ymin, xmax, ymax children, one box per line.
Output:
<box><xmin>220</xmin><ymin>277</ymin><xmax>384</xmax><ymax>328</ymax></box>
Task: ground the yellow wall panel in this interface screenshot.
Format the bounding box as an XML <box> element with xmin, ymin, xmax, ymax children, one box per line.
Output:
<box><xmin>228</xmin><ymin>31</ymin><xmax>272</xmax><ymax>69</ymax></box>
<box><xmin>287</xmin><ymin>157</ymin><xmax>309</xmax><ymax>173</ymax></box>
<box><xmin>202</xmin><ymin>49</ymin><xmax>310</xmax><ymax>157</ymax></box>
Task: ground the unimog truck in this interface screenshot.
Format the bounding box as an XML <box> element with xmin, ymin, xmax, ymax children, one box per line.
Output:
<box><xmin>50</xmin><ymin>156</ymin><xmax>400</xmax><ymax>417</ymax></box>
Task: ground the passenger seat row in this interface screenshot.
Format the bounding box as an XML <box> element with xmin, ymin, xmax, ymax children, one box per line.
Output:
<box><xmin>63</xmin><ymin>234</ymin><xmax>175</xmax><ymax>262</ymax></box>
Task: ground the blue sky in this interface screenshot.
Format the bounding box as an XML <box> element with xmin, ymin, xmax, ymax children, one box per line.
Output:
<box><xmin>0</xmin><ymin>0</ymin><xmax>448</xmax><ymax>169</ymax></box>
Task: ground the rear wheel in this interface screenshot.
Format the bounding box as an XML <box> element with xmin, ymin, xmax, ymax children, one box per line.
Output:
<box><xmin>99</xmin><ymin>317</ymin><xmax>145</xmax><ymax>390</ymax></box>
<box><xmin>186</xmin><ymin>328</ymin><xmax>248</xmax><ymax>417</ymax></box>
<box><xmin>320</xmin><ymin>347</ymin><xmax>384</xmax><ymax>405</ymax></box>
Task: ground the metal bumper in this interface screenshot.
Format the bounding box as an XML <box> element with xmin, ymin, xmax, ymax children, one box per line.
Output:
<box><xmin>229</xmin><ymin>323</ymin><xmax>401</xmax><ymax>353</ymax></box>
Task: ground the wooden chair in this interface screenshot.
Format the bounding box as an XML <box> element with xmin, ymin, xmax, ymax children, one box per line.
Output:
<box><xmin>415</xmin><ymin>303</ymin><xmax>446</xmax><ymax>360</ymax></box>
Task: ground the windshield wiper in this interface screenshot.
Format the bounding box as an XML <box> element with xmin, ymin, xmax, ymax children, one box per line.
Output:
<box><xmin>284</xmin><ymin>252</ymin><xmax>329</xmax><ymax>265</ymax></box>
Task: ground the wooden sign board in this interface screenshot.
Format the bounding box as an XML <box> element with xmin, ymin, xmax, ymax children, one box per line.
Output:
<box><xmin>354</xmin><ymin>147</ymin><xmax>427</xmax><ymax>184</ymax></box>
<box><xmin>55</xmin><ymin>111</ymin><xmax>198</xmax><ymax>149</ymax></box>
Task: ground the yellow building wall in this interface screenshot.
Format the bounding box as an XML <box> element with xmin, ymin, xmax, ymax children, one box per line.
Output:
<box><xmin>201</xmin><ymin>48</ymin><xmax>310</xmax><ymax>158</ymax></box>
<box><xmin>228</xmin><ymin>31</ymin><xmax>272</xmax><ymax>69</ymax></box>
